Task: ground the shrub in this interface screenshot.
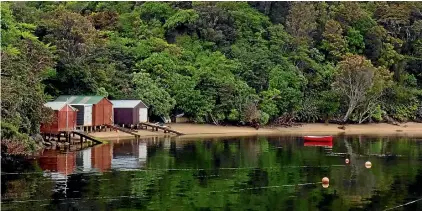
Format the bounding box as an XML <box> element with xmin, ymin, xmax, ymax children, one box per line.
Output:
<box><xmin>371</xmin><ymin>105</ymin><xmax>383</xmax><ymax>122</ymax></box>
<box><xmin>259</xmin><ymin>111</ymin><xmax>270</xmax><ymax>125</ymax></box>
<box><xmin>228</xmin><ymin>109</ymin><xmax>240</xmax><ymax>121</ymax></box>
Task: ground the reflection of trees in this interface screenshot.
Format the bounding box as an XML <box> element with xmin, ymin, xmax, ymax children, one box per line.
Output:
<box><xmin>3</xmin><ymin>136</ymin><xmax>422</xmax><ymax>210</ymax></box>
<box><xmin>343</xmin><ymin>135</ymin><xmax>376</xmax><ymax>199</ymax></box>
<box><xmin>361</xmin><ymin>167</ymin><xmax>422</xmax><ymax>210</ymax></box>
<box><xmin>336</xmin><ymin>136</ymin><xmax>422</xmax><ymax>209</ymax></box>
<box><xmin>127</xmin><ymin>136</ymin><xmax>422</xmax><ymax>210</ymax></box>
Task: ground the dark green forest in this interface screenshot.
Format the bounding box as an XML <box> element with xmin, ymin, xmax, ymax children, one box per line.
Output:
<box><xmin>2</xmin><ymin>2</ymin><xmax>422</xmax><ymax>143</ymax></box>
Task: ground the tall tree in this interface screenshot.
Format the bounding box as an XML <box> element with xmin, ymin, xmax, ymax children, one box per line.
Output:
<box><xmin>1</xmin><ymin>3</ymin><xmax>55</xmax><ymax>141</ymax></box>
<box><xmin>334</xmin><ymin>55</ymin><xmax>392</xmax><ymax>122</ymax></box>
<box><xmin>286</xmin><ymin>2</ymin><xmax>317</xmax><ymax>46</ymax></box>
<box><xmin>321</xmin><ymin>20</ymin><xmax>347</xmax><ymax>61</ymax></box>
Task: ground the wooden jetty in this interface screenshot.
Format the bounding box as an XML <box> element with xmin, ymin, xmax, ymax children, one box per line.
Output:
<box><xmin>72</xmin><ymin>130</ymin><xmax>104</xmax><ymax>144</ymax></box>
<box><xmin>42</xmin><ymin>130</ymin><xmax>104</xmax><ymax>150</ymax></box>
<box><xmin>113</xmin><ymin>122</ymin><xmax>184</xmax><ymax>135</ymax></box>
<box><xmin>42</xmin><ymin>122</ymin><xmax>184</xmax><ymax>150</ymax></box>
<box><xmin>106</xmin><ymin>124</ymin><xmax>140</xmax><ymax>138</ymax></box>
<box><xmin>138</xmin><ymin>122</ymin><xmax>184</xmax><ymax>135</ymax></box>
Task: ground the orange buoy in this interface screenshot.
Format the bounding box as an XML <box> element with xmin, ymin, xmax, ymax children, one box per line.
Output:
<box><xmin>322</xmin><ymin>183</ymin><xmax>329</xmax><ymax>188</ymax></box>
<box><xmin>365</xmin><ymin>161</ymin><xmax>372</xmax><ymax>169</ymax></box>
<box><xmin>322</xmin><ymin>177</ymin><xmax>329</xmax><ymax>184</ymax></box>
<box><xmin>345</xmin><ymin>158</ymin><xmax>350</xmax><ymax>164</ymax></box>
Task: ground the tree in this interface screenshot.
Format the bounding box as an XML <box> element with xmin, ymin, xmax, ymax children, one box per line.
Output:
<box><xmin>230</xmin><ymin>40</ymin><xmax>273</xmax><ymax>92</ymax></box>
<box><xmin>2</xmin><ymin>1</ymin><xmax>422</xmax><ymax>137</ymax></box>
<box><xmin>286</xmin><ymin>2</ymin><xmax>317</xmax><ymax>46</ymax></box>
<box><xmin>364</xmin><ymin>25</ymin><xmax>387</xmax><ymax>62</ymax></box>
<box><xmin>374</xmin><ymin>2</ymin><xmax>412</xmax><ymax>39</ymax></box>
<box><xmin>317</xmin><ymin>90</ymin><xmax>341</xmax><ymax>122</ymax></box>
<box><xmin>259</xmin><ymin>88</ymin><xmax>281</xmax><ymax>119</ymax></box>
<box><xmin>346</xmin><ymin>28</ymin><xmax>365</xmax><ymax>54</ymax></box>
<box><xmin>268</xmin><ymin>63</ymin><xmax>305</xmax><ymax>115</ymax></box>
<box><xmin>192</xmin><ymin>2</ymin><xmax>236</xmax><ymax>48</ymax></box>
<box><xmin>164</xmin><ymin>9</ymin><xmax>199</xmax><ymax>30</ymax></box>
<box><xmin>321</xmin><ymin>20</ymin><xmax>347</xmax><ymax>61</ymax></box>
<box><xmin>333</xmin><ymin>55</ymin><xmax>392</xmax><ymax>122</ymax></box>
<box><xmin>39</xmin><ymin>7</ymin><xmax>108</xmax><ymax>95</ymax></box>
<box><xmin>132</xmin><ymin>72</ymin><xmax>176</xmax><ymax>118</ymax></box>
<box><xmin>1</xmin><ymin>3</ymin><xmax>55</xmax><ymax>144</ymax></box>
<box><xmin>139</xmin><ymin>2</ymin><xmax>175</xmax><ymax>23</ymax></box>
<box><xmin>334</xmin><ymin>2</ymin><xmax>367</xmax><ymax>28</ymax></box>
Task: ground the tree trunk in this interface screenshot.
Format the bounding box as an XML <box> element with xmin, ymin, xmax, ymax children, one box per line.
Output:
<box><xmin>343</xmin><ymin>104</ymin><xmax>355</xmax><ymax>122</ymax></box>
<box><xmin>209</xmin><ymin>113</ymin><xmax>219</xmax><ymax>126</ymax></box>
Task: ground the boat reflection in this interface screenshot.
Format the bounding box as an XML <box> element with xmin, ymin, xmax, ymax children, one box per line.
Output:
<box><xmin>304</xmin><ymin>140</ymin><xmax>333</xmax><ymax>148</ymax></box>
<box><xmin>304</xmin><ymin>139</ymin><xmax>333</xmax><ymax>154</ymax></box>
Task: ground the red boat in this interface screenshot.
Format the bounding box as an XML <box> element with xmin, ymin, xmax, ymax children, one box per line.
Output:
<box><xmin>303</xmin><ymin>136</ymin><xmax>333</xmax><ymax>142</ymax></box>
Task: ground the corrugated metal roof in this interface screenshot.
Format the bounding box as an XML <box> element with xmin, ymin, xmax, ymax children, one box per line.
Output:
<box><xmin>44</xmin><ymin>102</ymin><xmax>77</xmax><ymax>111</ymax></box>
<box><xmin>110</xmin><ymin>100</ymin><xmax>147</xmax><ymax>108</ymax></box>
<box><xmin>55</xmin><ymin>95</ymin><xmax>104</xmax><ymax>105</ymax></box>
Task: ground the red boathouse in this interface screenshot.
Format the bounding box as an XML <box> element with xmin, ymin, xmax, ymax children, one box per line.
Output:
<box><xmin>40</xmin><ymin>102</ymin><xmax>77</xmax><ymax>134</ymax></box>
<box><xmin>54</xmin><ymin>95</ymin><xmax>113</xmax><ymax>127</ymax></box>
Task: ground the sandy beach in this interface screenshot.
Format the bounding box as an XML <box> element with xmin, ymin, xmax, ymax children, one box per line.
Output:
<box><xmin>90</xmin><ymin>122</ymin><xmax>422</xmax><ymax>140</ymax></box>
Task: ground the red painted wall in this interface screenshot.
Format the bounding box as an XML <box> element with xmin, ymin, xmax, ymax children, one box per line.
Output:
<box><xmin>92</xmin><ymin>98</ymin><xmax>113</xmax><ymax>126</ymax></box>
<box><xmin>40</xmin><ymin>105</ymin><xmax>77</xmax><ymax>134</ymax></box>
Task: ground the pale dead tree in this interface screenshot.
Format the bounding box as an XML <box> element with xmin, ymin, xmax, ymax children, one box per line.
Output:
<box><xmin>333</xmin><ymin>55</ymin><xmax>392</xmax><ymax>123</ymax></box>
<box><xmin>355</xmin><ymin>65</ymin><xmax>392</xmax><ymax>123</ymax></box>
<box><xmin>356</xmin><ymin>99</ymin><xmax>379</xmax><ymax>124</ymax></box>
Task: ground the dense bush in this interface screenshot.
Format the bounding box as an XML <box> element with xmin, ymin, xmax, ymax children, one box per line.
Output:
<box><xmin>1</xmin><ymin>2</ymin><xmax>422</xmax><ymax>145</ymax></box>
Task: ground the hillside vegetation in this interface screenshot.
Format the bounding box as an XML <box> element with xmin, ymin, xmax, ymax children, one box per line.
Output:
<box><xmin>1</xmin><ymin>2</ymin><xmax>422</xmax><ymax>144</ymax></box>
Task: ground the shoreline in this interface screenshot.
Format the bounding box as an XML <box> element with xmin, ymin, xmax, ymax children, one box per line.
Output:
<box><xmin>90</xmin><ymin>122</ymin><xmax>422</xmax><ymax>140</ymax></box>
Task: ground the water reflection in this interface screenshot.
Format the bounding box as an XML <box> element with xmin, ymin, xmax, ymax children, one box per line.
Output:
<box><xmin>39</xmin><ymin>140</ymin><xmax>148</xmax><ymax>173</ymax></box>
<box><xmin>76</xmin><ymin>148</ymin><xmax>91</xmax><ymax>172</ymax></box>
<box><xmin>39</xmin><ymin>150</ymin><xmax>76</xmax><ymax>176</ymax></box>
<box><xmin>112</xmin><ymin>141</ymin><xmax>147</xmax><ymax>169</ymax></box>
<box><xmin>2</xmin><ymin>135</ymin><xmax>422</xmax><ymax>210</ymax></box>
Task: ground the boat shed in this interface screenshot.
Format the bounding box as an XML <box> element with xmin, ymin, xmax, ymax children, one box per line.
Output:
<box><xmin>40</xmin><ymin>102</ymin><xmax>77</xmax><ymax>134</ymax></box>
<box><xmin>110</xmin><ymin>100</ymin><xmax>148</xmax><ymax>125</ymax></box>
<box><xmin>55</xmin><ymin>95</ymin><xmax>113</xmax><ymax>127</ymax></box>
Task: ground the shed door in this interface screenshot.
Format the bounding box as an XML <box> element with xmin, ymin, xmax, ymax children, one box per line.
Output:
<box><xmin>139</xmin><ymin>108</ymin><xmax>148</xmax><ymax>123</ymax></box>
<box><xmin>84</xmin><ymin>105</ymin><xmax>93</xmax><ymax>126</ymax></box>
<box><xmin>72</xmin><ymin>105</ymin><xmax>84</xmax><ymax>126</ymax></box>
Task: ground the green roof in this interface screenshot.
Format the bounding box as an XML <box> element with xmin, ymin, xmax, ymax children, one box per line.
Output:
<box><xmin>54</xmin><ymin>95</ymin><xmax>105</xmax><ymax>105</ymax></box>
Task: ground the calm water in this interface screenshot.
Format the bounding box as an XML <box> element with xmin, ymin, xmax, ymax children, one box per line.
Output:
<box><xmin>2</xmin><ymin>135</ymin><xmax>422</xmax><ymax>211</ymax></box>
